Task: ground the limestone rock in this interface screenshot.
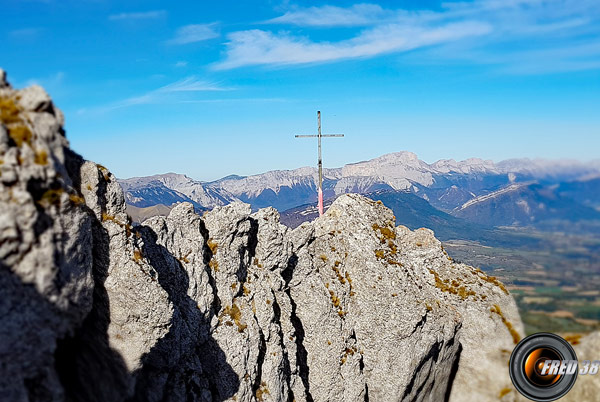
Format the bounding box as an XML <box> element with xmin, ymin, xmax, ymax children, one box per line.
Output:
<box><xmin>1</xmin><ymin>72</ymin><xmax>527</xmax><ymax>402</ymax></box>
<box><xmin>403</xmin><ymin>227</ymin><xmax>525</xmax><ymax>402</ymax></box>
<box><xmin>0</xmin><ymin>71</ymin><xmax>93</xmax><ymax>401</ymax></box>
<box><xmin>561</xmin><ymin>332</ymin><xmax>600</xmax><ymax>401</ymax></box>
<box><xmin>287</xmin><ymin>194</ymin><xmax>463</xmax><ymax>402</ymax></box>
<box><xmin>17</xmin><ymin>85</ymin><xmax>54</xmax><ymax>114</ymax></box>
<box><xmin>0</xmin><ymin>68</ymin><xmax>8</xmax><ymax>88</ymax></box>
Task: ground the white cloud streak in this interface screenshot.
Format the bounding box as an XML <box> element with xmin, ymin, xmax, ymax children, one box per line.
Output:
<box><xmin>88</xmin><ymin>77</ymin><xmax>232</xmax><ymax>113</ymax></box>
<box><xmin>108</xmin><ymin>10</ymin><xmax>166</xmax><ymax>21</ymax></box>
<box><xmin>214</xmin><ymin>0</ymin><xmax>600</xmax><ymax>72</ymax></box>
<box><xmin>166</xmin><ymin>23</ymin><xmax>219</xmax><ymax>45</ymax></box>
<box><xmin>9</xmin><ymin>27</ymin><xmax>41</xmax><ymax>38</ymax></box>
<box><xmin>266</xmin><ymin>4</ymin><xmax>388</xmax><ymax>27</ymax></box>
<box><xmin>23</xmin><ymin>71</ymin><xmax>65</xmax><ymax>89</ymax></box>
<box><xmin>157</xmin><ymin>77</ymin><xmax>230</xmax><ymax>92</ymax></box>
<box><xmin>216</xmin><ymin>21</ymin><xmax>491</xmax><ymax>69</ymax></box>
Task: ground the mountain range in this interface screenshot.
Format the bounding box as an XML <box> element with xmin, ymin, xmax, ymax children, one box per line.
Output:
<box><xmin>119</xmin><ymin>151</ymin><xmax>600</xmax><ymax>234</ymax></box>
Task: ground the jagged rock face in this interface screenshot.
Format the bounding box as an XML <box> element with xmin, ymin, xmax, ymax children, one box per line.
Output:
<box><xmin>286</xmin><ymin>195</ymin><xmax>462</xmax><ymax>401</ymax></box>
<box><xmin>562</xmin><ymin>332</ymin><xmax>600</xmax><ymax>402</ymax></box>
<box><xmin>120</xmin><ymin>173</ymin><xmax>239</xmax><ymax>210</ymax></box>
<box><xmin>2</xmin><ymin>73</ymin><xmax>534</xmax><ymax>402</ymax></box>
<box><xmin>0</xmin><ymin>74</ymin><xmax>93</xmax><ymax>401</ymax></box>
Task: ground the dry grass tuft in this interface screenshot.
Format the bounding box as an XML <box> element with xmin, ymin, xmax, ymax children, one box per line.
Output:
<box><xmin>133</xmin><ymin>249</ymin><xmax>143</xmax><ymax>262</ymax></box>
<box><xmin>209</xmin><ymin>258</ymin><xmax>219</xmax><ymax>272</ymax></box>
<box><xmin>38</xmin><ymin>188</ymin><xmax>63</xmax><ymax>207</ymax></box>
<box><xmin>0</xmin><ymin>96</ymin><xmax>22</xmax><ymax>125</ymax></box>
<box><xmin>0</xmin><ymin>95</ymin><xmax>33</xmax><ymax>147</ymax></box>
<box><xmin>96</xmin><ymin>164</ymin><xmax>110</xmax><ymax>181</ymax></box>
<box><xmin>564</xmin><ymin>334</ymin><xmax>582</xmax><ymax>346</ymax></box>
<box><xmin>429</xmin><ymin>268</ymin><xmax>477</xmax><ymax>301</ymax></box>
<box><xmin>490</xmin><ymin>304</ymin><xmax>521</xmax><ymax>345</ymax></box>
<box><xmin>223</xmin><ymin>303</ymin><xmax>247</xmax><ymax>333</ymax></box>
<box><xmin>255</xmin><ymin>381</ymin><xmax>270</xmax><ymax>401</ymax></box>
<box><xmin>372</xmin><ymin>223</ymin><xmax>396</xmax><ymax>240</ymax></box>
<box><xmin>34</xmin><ymin>150</ymin><xmax>48</xmax><ymax>165</ymax></box>
<box><xmin>9</xmin><ymin>125</ymin><xmax>32</xmax><ymax>147</ymax></box>
<box><xmin>207</xmin><ymin>238</ymin><xmax>218</xmax><ymax>254</ymax></box>
<box><xmin>476</xmin><ymin>269</ymin><xmax>509</xmax><ymax>295</ymax></box>
<box><xmin>499</xmin><ymin>388</ymin><xmax>512</xmax><ymax>398</ymax></box>
<box><xmin>69</xmin><ymin>193</ymin><xmax>86</xmax><ymax>205</ymax></box>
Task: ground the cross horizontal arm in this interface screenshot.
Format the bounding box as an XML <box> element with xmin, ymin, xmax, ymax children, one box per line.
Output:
<box><xmin>295</xmin><ymin>134</ymin><xmax>345</xmax><ymax>138</ymax></box>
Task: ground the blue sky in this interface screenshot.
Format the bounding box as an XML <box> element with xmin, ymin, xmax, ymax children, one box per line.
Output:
<box><xmin>2</xmin><ymin>0</ymin><xmax>599</xmax><ymax>180</ymax></box>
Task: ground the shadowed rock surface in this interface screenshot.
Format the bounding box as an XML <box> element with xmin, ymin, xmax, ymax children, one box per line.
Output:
<box><xmin>3</xmin><ymin>70</ymin><xmax>580</xmax><ymax>402</ymax></box>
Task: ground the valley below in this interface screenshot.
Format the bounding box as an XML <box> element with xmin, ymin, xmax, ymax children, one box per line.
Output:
<box><xmin>443</xmin><ymin>229</ymin><xmax>600</xmax><ymax>335</ymax></box>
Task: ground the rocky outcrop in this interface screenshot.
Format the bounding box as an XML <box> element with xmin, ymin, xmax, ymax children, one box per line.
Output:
<box><xmin>1</xmin><ymin>73</ymin><xmax>93</xmax><ymax>401</ymax></box>
<box><xmin>2</xmin><ymin>72</ymin><xmax>529</xmax><ymax>401</ymax></box>
<box><xmin>561</xmin><ymin>332</ymin><xmax>600</xmax><ymax>402</ymax></box>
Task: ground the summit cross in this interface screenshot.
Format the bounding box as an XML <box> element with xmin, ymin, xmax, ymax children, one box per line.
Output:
<box><xmin>295</xmin><ymin>111</ymin><xmax>344</xmax><ymax>216</ymax></box>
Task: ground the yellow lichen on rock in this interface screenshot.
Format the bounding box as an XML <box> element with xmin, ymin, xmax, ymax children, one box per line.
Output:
<box><xmin>490</xmin><ymin>304</ymin><xmax>521</xmax><ymax>345</ymax></box>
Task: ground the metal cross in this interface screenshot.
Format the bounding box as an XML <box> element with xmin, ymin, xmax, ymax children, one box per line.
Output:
<box><xmin>295</xmin><ymin>111</ymin><xmax>344</xmax><ymax>216</ymax></box>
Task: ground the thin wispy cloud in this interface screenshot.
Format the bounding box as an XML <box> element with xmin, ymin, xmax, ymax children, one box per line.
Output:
<box><xmin>266</xmin><ymin>4</ymin><xmax>388</xmax><ymax>27</ymax></box>
<box><xmin>476</xmin><ymin>41</ymin><xmax>600</xmax><ymax>74</ymax></box>
<box><xmin>20</xmin><ymin>71</ymin><xmax>65</xmax><ymax>90</ymax></box>
<box><xmin>85</xmin><ymin>77</ymin><xmax>233</xmax><ymax>114</ymax></box>
<box><xmin>109</xmin><ymin>10</ymin><xmax>166</xmax><ymax>21</ymax></box>
<box><xmin>442</xmin><ymin>0</ymin><xmax>592</xmax><ymax>15</ymax></box>
<box><xmin>215</xmin><ymin>22</ymin><xmax>491</xmax><ymax>69</ymax></box>
<box><xmin>434</xmin><ymin>0</ymin><xmax>600</xmax><ymax>73</ymax></box>
<box><xmin>157</xmin><ymin>77</ymin><xmax>230</xmax><ymax>92</ymax></box>
<box><xmin>9</xmin><ymin>27</ymin><xmax>41</xmax><ymax>39</ymax></box>
<box><xmin>175</xmin><ymin>97</ymin><xmax>288</xmax><ymax>104</ymax></box>
<box><xmin>166</xmin><ymin>23</ymin><xmax>219</xmax><ymax>45</ymax></box>
<box><xmin>78</xmin><ymin>95</ymin><xmax>284</xmax><ymax>116</ymax></box>
<box><xmin>508</xmin><ymin>17</ymin><xmax>590</xmax><ymax>35</ymax></box>
<box><xmin>416</xmin><ymin>39</ymin><xmax>600</xmax><ymax>75</ymax></box>
<box><xmin>215</xmin><ymin>0</ymin><xmax>600</xmax><ymax>72</ymax></box>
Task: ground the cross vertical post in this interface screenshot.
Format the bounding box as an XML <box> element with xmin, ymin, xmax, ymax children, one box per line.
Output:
<box><xmin>295</xmin><ymin>111</ymin><xmax>344</xmax><ymax>216</ymax></box>
<box><xmin>317</xmin><ymin>111</ymin><xmax>323</xmax><ymax>215</ymax></box>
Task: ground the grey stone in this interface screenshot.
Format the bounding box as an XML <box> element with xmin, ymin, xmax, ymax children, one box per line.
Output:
<box><xmin>1</xmin><ymin>71</ymin><xmax>528</xmax><ymax>402</ymax></box>
<box><xmin>398</xmin><ymin>225</ymin><xmax>525</xmax><ymax>402</ymax></box>
<box><xmin>287</xmin><ymin>194</ymin><xmax>463</xmax><ymax>402</ymax></box>
<box><xmin>561</xmin><ymin>332</ymin><xmax>600</xmax><ymax>402</ymax></box>
<box><xmin>0</xmin><ymin>68</ymin><xmax>8</xmax><ymax>88</ymax></box>
<box><xmin>17</xmin><ymin>85</ymin><xmax>53</xmax><ymax>113</ymax></box>
<box><xmin>0</xmin><ymin>74</ymin><xmax>94</xmax><ymax>401</ymax></box>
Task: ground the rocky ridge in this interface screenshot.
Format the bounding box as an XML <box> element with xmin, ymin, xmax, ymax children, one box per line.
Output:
<box><xmin>120</xmin><ymin>151</ymin><xmax>600</xmax><ymax>218</ymax></box>
<box><xmin>3</xmin><ymin>70</ymin><xmax>583</xmax><ymax>402</ymax></box>
<box><xmin>120</xmin><ymin>173</ymin><xmax>237</xmax><ymax>209</ymax></box>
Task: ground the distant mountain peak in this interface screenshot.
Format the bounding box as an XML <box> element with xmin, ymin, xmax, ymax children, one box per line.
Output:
<box><xmin>119</xmin><ymin>150</ymin><xmax>600</xmax><ymax>216</ymax></box>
